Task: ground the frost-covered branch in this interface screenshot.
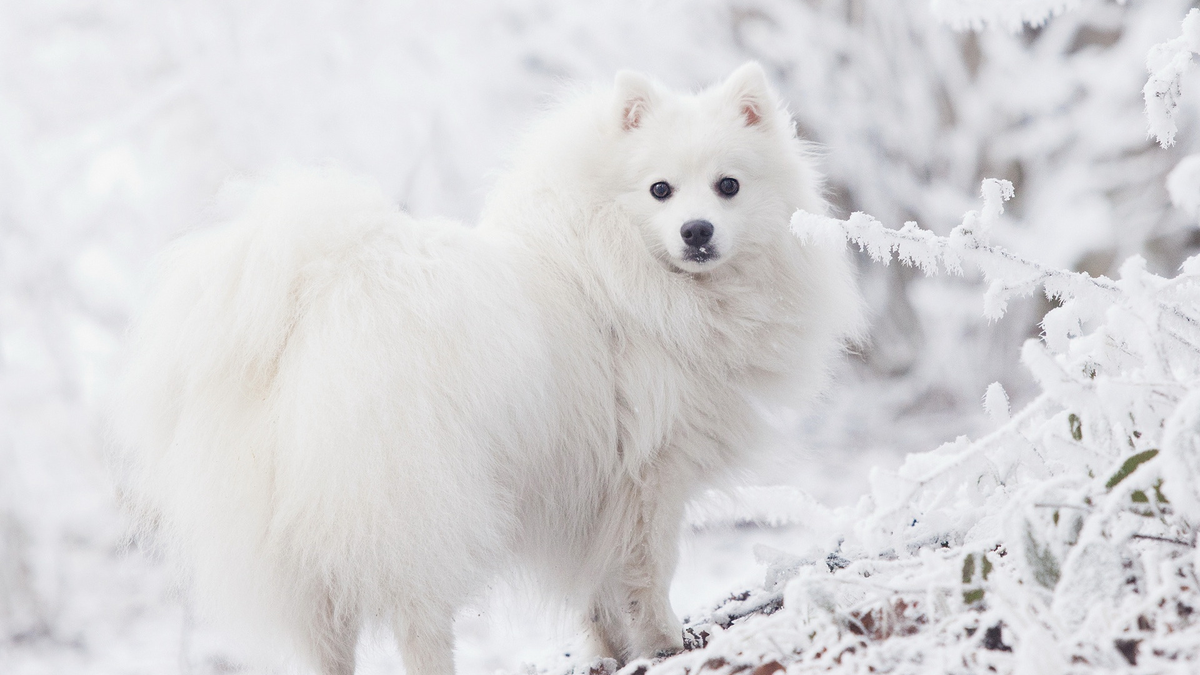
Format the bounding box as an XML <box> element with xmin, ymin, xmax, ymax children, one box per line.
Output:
<box><xmin>1145</xmin><ymin>9</ymin><xmax>1200</xmax><ymax>148</ymax></box>
<box><xmin>796</xmin><ymin>179</ymin><xmax>1200</xmax><ymax>348</ymax></box>
<box><xmin>795</xmin><ymin>178</ymin><xmax>1110</xmax><ymax>320</ymax></box>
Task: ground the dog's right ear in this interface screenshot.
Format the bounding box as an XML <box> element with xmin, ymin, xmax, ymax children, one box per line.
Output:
<box><xmin>613</xmin><ymin>71</ymin><xmax>657</xmax><ymax>131</ymax></box>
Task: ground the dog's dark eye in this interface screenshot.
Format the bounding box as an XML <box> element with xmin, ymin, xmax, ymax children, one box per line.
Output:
<box><xmin>717</xmin><ymin>177</ymin><xmax>739</xmax><ymax>197</ymax></box>
<box><xmin>650</xmin><ymin>181</ymin><xmax>672</xmax><ymax>200</ymax></box>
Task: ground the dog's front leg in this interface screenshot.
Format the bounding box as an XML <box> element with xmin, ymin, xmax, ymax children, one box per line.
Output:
<box><xmin>394</xmin><ymin>603</ymin><xmax>456</xmax><ymax>675</ymax></box>
<box><xmin>623</xmin><ymin>470</ymin><xmax>686</xmax><ymax>660</ymax></box>
<box><xmin>585</xmin><ymin>577</ymin><xmax>633</xmax><ymax>662</ymax></box>
<box><xmin>312</xmin><ymin>591</ymin><xmax>361</xmax><ymax>675</ymax></box>
<box><xmin>584</xmin><ymin>466</ymin><xmax>687</xmax><ymax>664</ymax></box>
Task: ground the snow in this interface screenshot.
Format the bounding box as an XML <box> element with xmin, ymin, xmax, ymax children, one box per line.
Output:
<box><xmin>4</xmin><ymin>1</ymin><xmax>1200</xmax><ymax>674</ymax></box>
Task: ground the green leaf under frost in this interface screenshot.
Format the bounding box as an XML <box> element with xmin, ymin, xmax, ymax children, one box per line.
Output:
<box><xmin>1105</xmin><ymin>449</ymin><xmax>1159</xmax><ymax>490</ymax></box>
<box><xmin>1068</xmin><ymin>413</ymin><xmax>1083</xmax><ymax>441</ymax></box>
<box><xmin>962</xmin><ymin>553</ymin><xmax>992</xmax><ymax>604</ymax></box>
<box><xmin>1132</xmin><ymin>479</ymin><xmax>1170</xmax><ymax>505</ymax></box>
<box><xmin>1153</xmin><ymin>479</ymin><xmax>1169</xmax><ymax>504</ymax></box>
<box><xmin>1025</xmin><ymin>524</ymin><xmax>1060</xmax><ymax>589</ymax></box>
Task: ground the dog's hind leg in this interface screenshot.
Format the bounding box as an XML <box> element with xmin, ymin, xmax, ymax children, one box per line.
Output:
<box><xmin>395</xmin><ymin>604</ymin><xmax>456</xmax><ymax>675</ymax></box>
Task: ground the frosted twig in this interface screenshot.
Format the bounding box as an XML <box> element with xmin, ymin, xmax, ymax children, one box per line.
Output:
<box><xmin>1130</xmin><ymin>534</ymin><xmax>1194</xmax><ymax>547</ymax></box>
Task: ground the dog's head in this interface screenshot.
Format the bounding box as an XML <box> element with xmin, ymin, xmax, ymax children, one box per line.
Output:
<box><xmin>610</xmin><ymin>63</ymin><xmax>809</xmax><ymax>274</ymax></box>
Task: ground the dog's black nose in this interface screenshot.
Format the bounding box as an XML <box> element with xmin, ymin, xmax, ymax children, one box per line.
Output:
<box><xmin>680</xmin><ymin>220</ymin><xmax>714</xmax><ymax>247</ymax></box>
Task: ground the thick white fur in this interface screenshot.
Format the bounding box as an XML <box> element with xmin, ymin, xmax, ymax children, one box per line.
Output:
<box><xmin>109</xmin><ymin>63</ymin><xmax>864</xmax><ymax>675</ymax></box>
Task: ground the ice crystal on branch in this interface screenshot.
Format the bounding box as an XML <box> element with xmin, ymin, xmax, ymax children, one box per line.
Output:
<box><xmin>983</xmin><ymin>381</ymin><xmax>1010</xmax><ymax>422</ymax></box>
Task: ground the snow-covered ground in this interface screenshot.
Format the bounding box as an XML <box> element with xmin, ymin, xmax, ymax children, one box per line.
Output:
<box><xmin>4</xmin><ymin>1</ymin><xmax>1200</xmax><ymax>673</ymax></box>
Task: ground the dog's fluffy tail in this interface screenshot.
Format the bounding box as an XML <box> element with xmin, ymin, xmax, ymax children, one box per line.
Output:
<box><xmin>134</xmin><ymin>167</ymin><xmax>398</xmax><ymax>403</ymax></box>
<box><xmin>108</xmin><ymin>167</ymin><xmax>404</xmax><ymax>658</ymax></box>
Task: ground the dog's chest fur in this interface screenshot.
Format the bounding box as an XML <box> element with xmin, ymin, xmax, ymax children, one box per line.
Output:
<box><xmin>596</xmin><ymin>242</ymin><xmax>811</xmax><ymax>478</ymax></box>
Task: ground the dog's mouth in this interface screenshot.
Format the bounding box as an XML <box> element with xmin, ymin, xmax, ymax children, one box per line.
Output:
<box><xmin>664</xmin><ymin>245</ymin><xmax>722</xmax><ymax>275</ymax></box>
<box><xmin>682</xmin><ymin>245</ymin><xmax>718</xmax><ymax>264</ymax></box>
<box><xmin>645</xmin><ymin>233</ymin><xmax>725</xmax><ymax>275</ymax></box>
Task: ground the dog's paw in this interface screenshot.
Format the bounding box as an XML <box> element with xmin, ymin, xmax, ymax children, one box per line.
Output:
<box><xmin>587</xmin><ymin>657</ymin><xmax>619</xmax><ymax>675</ymax></box>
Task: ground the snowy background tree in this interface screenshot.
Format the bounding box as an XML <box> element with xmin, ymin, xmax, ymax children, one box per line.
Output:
<box><xmin>2</xmin><ymin>1</ymin><xmax>1199</xmax><ymax>673</ymax></box>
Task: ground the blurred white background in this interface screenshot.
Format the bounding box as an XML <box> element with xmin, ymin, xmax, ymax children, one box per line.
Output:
<box><xmin>3</xmin><ymin>1</ymin><xmax>1198</xmax><ymax>673</ymax></box>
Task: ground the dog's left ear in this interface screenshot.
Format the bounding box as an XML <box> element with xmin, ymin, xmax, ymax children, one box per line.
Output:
<box><xmin>723</xmin><ymin>62</ymin><xmax>775</xmax><ymax>128</ymax></box>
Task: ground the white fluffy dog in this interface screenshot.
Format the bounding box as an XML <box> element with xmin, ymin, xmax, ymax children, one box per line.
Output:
<box><xmin>110</xmin><ymin>63</ymin><xmax>863</xmax><ymax>675</ymax></box>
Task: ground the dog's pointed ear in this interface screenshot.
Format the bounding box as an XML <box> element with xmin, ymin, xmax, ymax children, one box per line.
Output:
<box><xmin>613</xmin><ymin>71</ymin><xmax>657</xmax><ymax>131</ymax></box>
<box><xmin>723</xmin><ymin>62</ymin><xmax>775</xmax><ymax>127</ymax></box>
